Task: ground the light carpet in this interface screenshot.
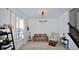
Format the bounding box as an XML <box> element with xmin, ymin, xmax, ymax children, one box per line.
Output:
<box><xmin>18</xmin><ymin>41</ymin><xmax>68</xmax><ymax>50</ymax></box>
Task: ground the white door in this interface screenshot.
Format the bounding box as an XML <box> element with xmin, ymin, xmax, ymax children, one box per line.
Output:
<box><xmin>16</xmin><ymin>16</ymin><xmax>24</xmax><ymax>40</ymax></box>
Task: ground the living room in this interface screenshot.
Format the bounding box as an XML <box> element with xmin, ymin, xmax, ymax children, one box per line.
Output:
<box><xmin>0</xmin><ymin>8</ymin><xmax>79</xmax><ymax>50</ymax></box>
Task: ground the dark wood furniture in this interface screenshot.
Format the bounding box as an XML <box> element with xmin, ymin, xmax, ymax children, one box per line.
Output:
<box><xmin>0</xmin><ymin>24</ymin><xmax>15</xmax><ymax>50</ymax></box>
<box><xmin>68</xmin><ymin>23</ymin><xmax>79</xmax><ymax>48</ymax></box>
<box><xmin>49</xmin><ymin>33</ymin><xmax>58</xmax><ymax>47</ymax></box>
<box><xmin>32</xmin><ymin>34</ymin><xmax>48</xmax><ymax>41</ymax></box>
<box><xmin>49</xmin><ymin>40</ymin><xmax>57</xmax><ymax>47</ymax></box>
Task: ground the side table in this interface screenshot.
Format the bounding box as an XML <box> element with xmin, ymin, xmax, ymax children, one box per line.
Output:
<box><xmin>60</xmin><ymin>37</ymin><xmax>69</xmax><ymax>48</ymax></box>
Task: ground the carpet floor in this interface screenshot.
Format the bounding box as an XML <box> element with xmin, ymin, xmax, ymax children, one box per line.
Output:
<box><xmin>18</xmin><ymin>41</ymin><xmax>68</xmax><ymax>50</ymax></box>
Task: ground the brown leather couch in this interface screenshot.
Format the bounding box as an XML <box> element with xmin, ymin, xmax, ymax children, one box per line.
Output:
<box><xmin>32</xmin><ymin>34</ymin><xmax>48</xmax><ymax>41</ymax></box>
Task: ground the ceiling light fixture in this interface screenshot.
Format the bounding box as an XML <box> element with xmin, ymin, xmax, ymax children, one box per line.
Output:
<box><xmin>37</xmin><ymin>9</ymin><xmax>48</xmax><ymax>22</ymax></box>
<box><xmin>38</xmin><ymin>9</ymin><xmax>48</xmax><ymax>16</ymax></box>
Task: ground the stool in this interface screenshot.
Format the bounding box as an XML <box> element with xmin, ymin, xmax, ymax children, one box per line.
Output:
<box><xmin>49</xmin><ymin>40</ymin><xmax>57</xmax><ymax>47</ymax></box>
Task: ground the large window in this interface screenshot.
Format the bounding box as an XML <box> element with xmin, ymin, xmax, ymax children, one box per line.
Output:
<box><xmin>16</xmin><ymin>16</ymin><xmax>24</xmax><ymax>40</ymax></box>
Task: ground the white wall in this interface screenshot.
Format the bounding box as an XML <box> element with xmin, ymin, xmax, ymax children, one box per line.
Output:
<box><xmin>10</xmin><ymin>9</ymin><xmax>28</xmax><ymax>49</ymax></box>
<box><xmin>0</xmin><ymin>8</ymin><xmax>28</xmax><ymax>49</ymax></box>
<box><xmin>56</xmin><ymin>12</ymin><xmax>78</xmax><ymax>49</ymax></box>
<box><xmin>0</xmin><ymin>8</ymin><xmax>78</xmax><ymax>49</ymax></box>
<box><xmin>28</xmin><ymin>11</ymin><xmax>78</xmax><ymax>49</ymax></box>
<box><xmin>28</xmin><ymin>12</ymin><xmax>69</xmax><ymax>38</ymax></box>
<box><xmin>28</xmin><ymin>12</ymin><xmax>69</xmax><ymax>37</ymax></box>
<box><xmin>0</xmin><ymin>8</ymin><xmax>10</xmax><ymax>24</ymax></box>
<box><xmin>56</xmin><ymin>12</ymin><xmax>69</xmax><ymax>37</ymax></box>
<box><xmin>28</xmin><ymin>18</ymin><xmax>58</xmax><ymax>37</ymax></box>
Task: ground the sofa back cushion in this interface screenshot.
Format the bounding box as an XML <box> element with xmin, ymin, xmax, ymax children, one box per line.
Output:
<box><xmin>34</xmin><ymin>34</ymin><xmax>41</xmax><ymax>37</ymax></box>
<box><xmin>50</xmin><ymin>33</ymin><xmax>58</xmax><ymax>41</ymax></box>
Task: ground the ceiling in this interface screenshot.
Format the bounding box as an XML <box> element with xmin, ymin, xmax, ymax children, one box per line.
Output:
<box><xmin>15</xmin><ymin>8</ymin><xmax>72</xmax><ymax>19</ymax></box>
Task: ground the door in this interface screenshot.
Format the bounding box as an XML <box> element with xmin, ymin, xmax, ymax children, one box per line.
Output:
<box><xmin>16</xmin><ymin>16</ymin><xmax>24</xmax><ymax>40</ymax></box>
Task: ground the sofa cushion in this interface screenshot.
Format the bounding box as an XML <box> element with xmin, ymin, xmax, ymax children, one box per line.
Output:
<box><xmin>34</xmin><ymin>34</ymin><xmax>41</xmax><ymax>37</ymax></box>
<box><xmin>49</xmin><ymin>33</ymin><xmax>58</xmax><ymax>41</ymax></box>
<box><xmin>33</xmin><ymin>34</ymin><xmax>48</xmax><ymax>41</ymax></box>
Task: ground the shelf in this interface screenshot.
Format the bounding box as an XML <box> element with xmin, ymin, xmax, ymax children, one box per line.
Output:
<box><xmin>0</xmin><ymin>32</ymin><xmax>11</xmax><ymax>36</ymax></box>
<box><xmin>0</xmin><ymin>27</ymin><xmax>5</xmax><ymax>29</ymax></box>
<box><xmin>0</xmin><ymin>24</ymin><xmax>15</xmax><ymax>50</ymax></box>
<box><xmin>0</xmin><ymin>41</ymin><xmax>11</xmax><ymax>50</ymax></box>
<box><xmin>0</xmin><ymin>40</ymin><xmax>12</xmax><ymax>46</ymax></box>
<box><xmin>1</xmin><ymin>45</ymin><xmax>12</xmax><ymax>50</ymax></box>
<box><xmin>0</xmin><ymin>26</ymin><xmax>6</xmax><ymax>29</ymax></box>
